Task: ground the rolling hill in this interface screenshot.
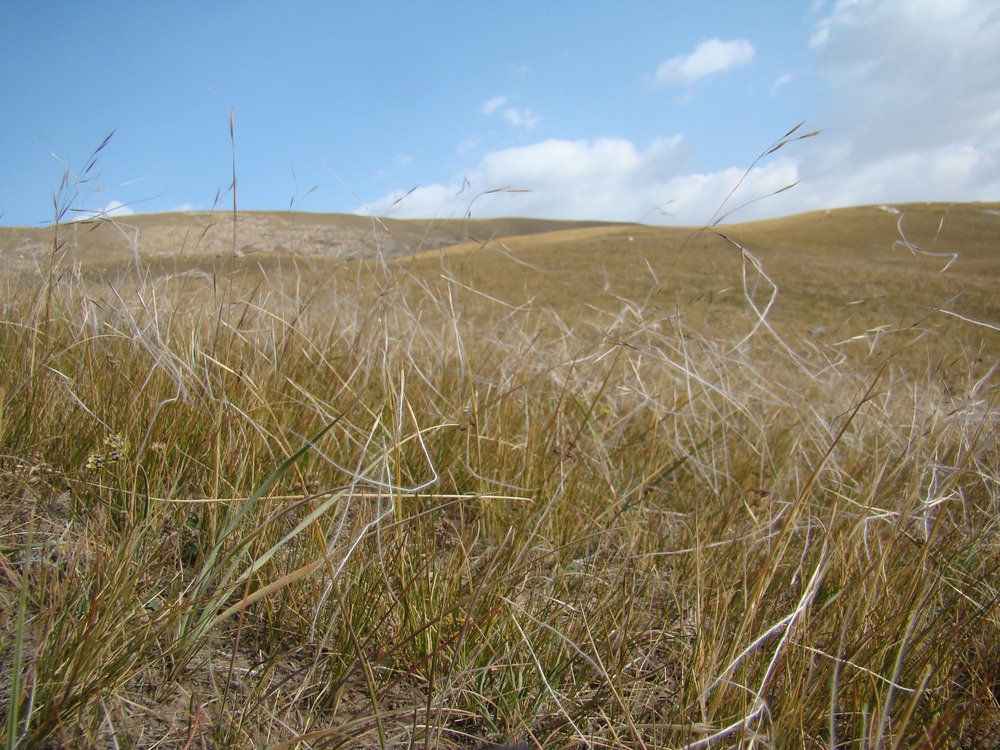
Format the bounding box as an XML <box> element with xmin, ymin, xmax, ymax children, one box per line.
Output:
<box><xmin>1</xmin><ymin>200</ymin><xmax>998</xmax><ymax>747</ymax></box>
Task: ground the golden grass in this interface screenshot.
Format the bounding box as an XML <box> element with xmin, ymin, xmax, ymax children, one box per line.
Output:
<box><xmin>0</xmin><ymin>198</ymin><xmax>998</xmax><ymax>748</ymax></box>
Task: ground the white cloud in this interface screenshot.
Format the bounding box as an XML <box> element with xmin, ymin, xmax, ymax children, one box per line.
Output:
<box><xmin>798</xmin><ymin>0</ymin><xmax>1000</xmax><ymax>208</ymax></box>
<box><xmin>362</xmin><ymin>135</ymin><xmax>800</xmax><ymax>225</ymax></box>
<box><xmin>771</xmin><ymin>73</ymin><xmax>792</xmax><ymax>95</ymax></box>
<box><xmin>654</xmin><ymin>38</ymin><xmax>755</xmax><ymax>88</ymax></box>
<box><xmin>502</xmin><ymin>107</ymin><xmax>541</xmax><ymax>129</ymax></box>
<box><xmin>481</xmin><ymin>95</ymin><xmax>508</xmax><ymax>115</ymax></box>
<box><xmin>795</xmin><ymin>142</ymin><xmax>1000</xmax><ymax>213</ymax></box>
<box><xmin>483</xmin><ymin>94</ymin><xmax>541</xmax><ymax>129</ymax></box>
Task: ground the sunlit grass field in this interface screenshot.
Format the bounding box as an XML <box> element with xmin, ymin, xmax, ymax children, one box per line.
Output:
<box><xmin>1</xmin><ymin>193</ymin><xmax>998</xmax><ymax>748</ymax></box>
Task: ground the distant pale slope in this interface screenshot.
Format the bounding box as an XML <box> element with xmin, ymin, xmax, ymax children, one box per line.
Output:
<box><xmin>394</xmin><ymin>201</ymin><xmax>999</xmax><ymax>362</ymax></box>
<box><xmin>456</xmin><ymin>201</ymin><xmax>1000</xmax><ymax>260</ymax></box>
<box><xmin>1</xmin><ymin>201</ymin><xmax>995</xmax><ymax>374</ymax></box>
<box><xmin>1</xmin><ymin>204</ymin><xmax>996</xmax><ymax>305</ymax></box>
<box><xmin>0</xmin><ymin>211</ymin><xmax>621</xmax><ymax>271</ymax></box>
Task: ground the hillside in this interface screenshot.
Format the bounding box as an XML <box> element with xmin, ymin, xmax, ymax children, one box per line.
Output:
<box><xmin>0</xmin><ymin>210</ymin><xmax>621</xmax><ymax>272</ymax></box>
<box><xmin>395</xmin><ymin>201</ymin><xmax>999</xmax><ymax>367</ymax></box>
<box><xmin>2</xmin><ymin>200</ymin><xmax>994</xmax><ymax>268</ymax></box>
<box><xmin>1</xmin><ymin>200</ymin><xmax>998</xmax><ymax>747</ymax></box>
<box><xmin>4</xmin><ymin>200</ymin><xmax>996</xmax><ymax>365</ymax></box>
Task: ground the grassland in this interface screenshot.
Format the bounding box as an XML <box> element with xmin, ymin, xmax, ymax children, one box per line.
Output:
<box><xmin>1</xmin><ymin>199</ymin><xmax>998</xmax><ymax>748</ymax></box>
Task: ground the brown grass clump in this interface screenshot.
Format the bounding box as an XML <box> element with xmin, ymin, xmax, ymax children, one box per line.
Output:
<box><xmin>1</xmin><ymin>157</ymin><xmax>998</xmax><ymax>748</ymax></box>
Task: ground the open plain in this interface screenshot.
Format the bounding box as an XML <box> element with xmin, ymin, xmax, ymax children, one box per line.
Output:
<box><xmin>1</xmin><ymin>201</ymin><xmax>998</xmax><ymax>748</ymax></box>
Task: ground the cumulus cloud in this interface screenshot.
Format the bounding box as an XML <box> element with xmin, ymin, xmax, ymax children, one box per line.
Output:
<box><xmin>363</xmin><ymin>135</ymin><xmax>800</xmax><ymax>225</ymax></box>
<box><xmin>771</xmin><ymin>73</ymin><xmax>792</xmax><ymax>95</ymax></box>
<box><xmin>502</xmin><ymin>106</ymin><xmax>541</xmax><ymax>129</ymax></box>
<box><xmin>813</xmin><ymin>0</ymin><xmax>999</xmax><ymax>152</ymax></box>
<box><xmin>481</xmin><ymin>95</ymin><xmax>507</xmax><ymax>115</ymax></box>
<box><xmin>654</xmin><ymin>38</ymin><xmax>755</xmax><ymax>88</ymax></box>
<box><xmin>483</xmin><ymin>94</ymin><xmax>541</xmax><ymax>128</ymax></box>
<box><xmin>800</xmin><ymin>0</ymin><xmax>1000</xmax><ymax>208</ymax></box>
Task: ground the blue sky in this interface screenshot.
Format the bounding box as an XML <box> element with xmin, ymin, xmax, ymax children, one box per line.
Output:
<box><xmin>2</xmin><ymin>0</ymin><xmax>998</xmax><ymax>227</ymax></box>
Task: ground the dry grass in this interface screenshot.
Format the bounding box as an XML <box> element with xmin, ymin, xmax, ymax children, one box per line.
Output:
<box><xmin>1</xmin><ymin>171</ymin><xmax>998</xmax><ymax>749</ymax></box>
